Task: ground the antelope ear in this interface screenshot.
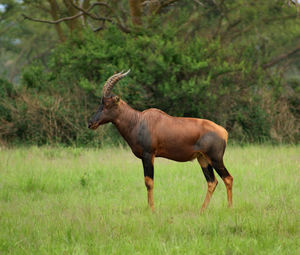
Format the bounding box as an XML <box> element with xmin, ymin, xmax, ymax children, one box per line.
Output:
<box><xmin>113</xmin><ymin>95</ymin><xmax>120</xmax><ymax>104</ymax></box>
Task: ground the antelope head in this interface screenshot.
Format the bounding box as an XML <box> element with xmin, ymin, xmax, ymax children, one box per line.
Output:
<box><xmin>88</xmin><ymin>70</ymin><xmax>130</xmax><ymax>129</ymax></box>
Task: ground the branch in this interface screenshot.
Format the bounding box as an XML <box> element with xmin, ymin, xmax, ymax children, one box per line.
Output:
<box><xmin>77</xmin><ymin>2</ymin><xmax>130</xmax><ymax>33</ymax></box>
<box><xmin>79</xmin><ymin>2</ymin><xmax>130</xmax><ymax>33</ymax></box>
<box><xmin>211</xmin><ymin>68</ymin><xmax>243</xmax><ymax>79</ymax></box>
<box><xmin>264</xmin><ymin>14</ymin><xmax>298</xmax><ymax>24</ymax></box>
<box><xmin>70</xmin><ymin>1</ymin><xmax>113</xmax><ymax>22</ymax></box>
<box><xmin>193</xmin><ymin>0</ymin><xmax>204</xmax><ymax>6</ymax></box>
<box><xmin>22</xmin><ymin>1</ymin><xmax>130</xmax><ymax>33</ymax></box>
<box><xmin>22</xmin><ymin>12</ymin><xmax>83</xmax><ymax>24</ymax></box>
<box><xmin>154</xmin><ymin>0</ymin><xmax>181</xmax><ymax>14</ymax></box>
<box><xmin>262</xmin><ymin>44</ymin><xmax>300</xmax><ymax>69</ymax></box>
<box><xmin>93</xmin><ymin>25</ymin><xmax>104</xmax><ymax>32</ymax></box>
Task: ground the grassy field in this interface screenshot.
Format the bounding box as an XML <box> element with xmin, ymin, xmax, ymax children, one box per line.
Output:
<box><xmin>0</xmin><ymin>145</ymin><xmax>299</xmax><ymax>254</ymax></box>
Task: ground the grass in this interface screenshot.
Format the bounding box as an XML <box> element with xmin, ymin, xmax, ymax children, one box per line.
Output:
<box><xmin>0</xmin><ymin>145</ymin><xmax>299</xmax><ymax>254</ymax></box>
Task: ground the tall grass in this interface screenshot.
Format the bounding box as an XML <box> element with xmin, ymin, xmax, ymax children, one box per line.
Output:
<box><xmin>0</xmin><ymin>145</ymin><xmax>299</xmax><ymax>254</ymax></box>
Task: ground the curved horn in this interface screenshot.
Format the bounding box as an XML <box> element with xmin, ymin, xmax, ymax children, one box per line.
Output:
<box><xmin>102</xmin><ymin>69</ymin><xmax>131</xmax><ymax>97</ymax></box>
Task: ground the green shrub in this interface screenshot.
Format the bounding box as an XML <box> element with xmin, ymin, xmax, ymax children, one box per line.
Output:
<box><xmin>1</xmin><ymin>25</ymin><xmax>299</xmax><ymax>145</ymax></box>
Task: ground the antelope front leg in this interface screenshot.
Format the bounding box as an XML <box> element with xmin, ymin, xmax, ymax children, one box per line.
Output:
<box><xmin>144</xmin><ymin>176</ymin><xmax>154</xmax><ymax>210</ymax></box>
<box><xmin>142</xmin><ymin>153</ymin><xmax>154</xmax><ymax>211</ymax></box>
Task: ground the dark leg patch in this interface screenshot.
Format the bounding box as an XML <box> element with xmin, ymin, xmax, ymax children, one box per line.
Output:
<box><xmin>212</xmin><ymin>160</ymin><xmax>230</xmax><ymax>179</ymax></box>
<box><xmin>212</xmin><ymin>160</ymin><xmax>233</xmax><ymax>208</ymax></box>
<box><xmin>142</xmin><ymin>153</ymin><xmax>155</xmax><ymax>210</ymax></box>
<box><xmin>201</xmin><ymin>164</ymin><xmax>215</xmax><ymax>183</ymax></box>
<box><xmin>142</xmin><ymin>152</ymin><xmax>154</xmax><ymax>179</ymax></box>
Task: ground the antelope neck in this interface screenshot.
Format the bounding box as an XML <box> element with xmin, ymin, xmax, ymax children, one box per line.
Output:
<box><xmin>112</xmin><ymin>101</ymin><xmax>141</xmax><ymax>143</ymax></box>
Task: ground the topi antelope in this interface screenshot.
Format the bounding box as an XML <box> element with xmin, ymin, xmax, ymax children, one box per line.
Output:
<box><xmin>88</xmin><ymin>70</ymin><xmax>233</xmax><ymax>212</ymax></box>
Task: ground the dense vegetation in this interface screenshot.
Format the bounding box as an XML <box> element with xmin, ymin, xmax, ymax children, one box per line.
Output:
<box><xmin>0</xmin><ymin>0</ymin><xmax>299</xmax><ymax>145</ymax></box>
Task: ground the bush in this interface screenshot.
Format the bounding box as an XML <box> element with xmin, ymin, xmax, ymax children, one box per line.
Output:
<box><xmin>1</xmin><ymin>26</ymin><xmax>299</xmax><ymax>145</ymax></box>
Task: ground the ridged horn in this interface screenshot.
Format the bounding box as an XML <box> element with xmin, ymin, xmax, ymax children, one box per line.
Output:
<box><xmin>102</xmin><ymin>69</ymin><xmax>131</xmax><ymax>97</ymax></box>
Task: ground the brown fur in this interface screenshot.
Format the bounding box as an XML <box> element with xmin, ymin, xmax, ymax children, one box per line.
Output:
<box><xmin>223</xmin><ymin>176</ymin><xmax>233</xmax><ymax>207</ymax></box>
<box><xmin>201</xmin><ymin>178</ymin><xmax>218</xmax><ymax>212</ymax></box>
<box><xmin>89</xmin><ymin>97</ymin><xmax>233</xmax><ymax>211</ymax></box>
<box><xmin>112</xmin><ymin>100</ymin><xmax>228</xmax><ymax>161</ymax></box>
<box><xmin>144</xmin><ymin>176</ymin><xmax>154</xmax><ymax>211</ymax></box>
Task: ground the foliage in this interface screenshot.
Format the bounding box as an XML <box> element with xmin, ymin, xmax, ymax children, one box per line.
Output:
<box><xmin>0</xmin><ymin>83</ymin><xmax>106</xmax><ymax>146</ymax></box>
<box><xmin>0</xmin><ymin>78</ymin><xmax>15</xmax><ymax>122</ymax></box>
<box><xmin>0</xmin><ymin>0</ymin><xmax>58</xmax><ymax>83</ymax></box>
<box><xmin>0</xmin><ymin>0</ymin><xmax>299</xmax><ymax>145</ymax></box>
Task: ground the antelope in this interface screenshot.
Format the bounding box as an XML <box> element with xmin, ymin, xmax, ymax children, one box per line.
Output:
<box><xmin>88</xmin><ymin>70</ymin><xmax>233</xmax><ymax>212</ymax></box>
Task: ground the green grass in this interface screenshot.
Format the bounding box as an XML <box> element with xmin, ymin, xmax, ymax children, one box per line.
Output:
<box><xmin>0</xmin><ymin>145</ymin><xmax>299</xmax><ymax>254</ymax></box>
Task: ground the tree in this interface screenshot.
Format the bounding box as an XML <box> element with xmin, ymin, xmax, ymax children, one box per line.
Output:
<box><xmin>1</xmin><ymin>0</ymin><xmax>299</xmax><ymax>144</ymax></box>
<box><xmin>0</xmin><ymin>0</ymin><xmax>59</xmax><ymax>82</ymax></box>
